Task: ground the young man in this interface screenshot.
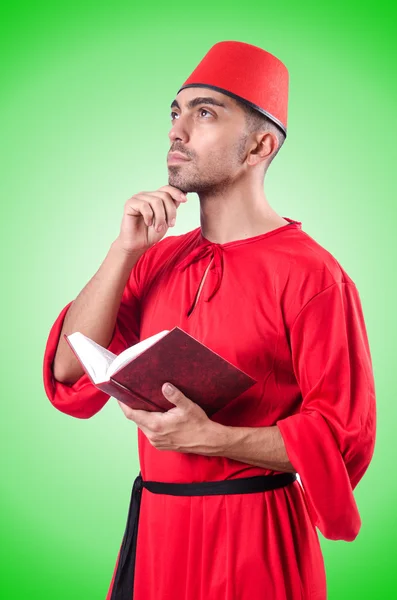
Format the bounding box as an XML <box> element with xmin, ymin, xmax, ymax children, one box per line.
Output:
<box><xmin>43</xmin><ymin>41</ymin><xmax>376</xmax><ymax>599</ymax></box>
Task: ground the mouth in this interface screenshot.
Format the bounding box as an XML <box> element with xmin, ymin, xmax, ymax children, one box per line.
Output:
<box><xmin>167</xmin><ymin>152</ymin><xmax>191</xmax><ymax>164</ymax></box>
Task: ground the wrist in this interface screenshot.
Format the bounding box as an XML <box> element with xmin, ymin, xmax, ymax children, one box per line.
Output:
<box><xmin>202</xmin><ymin>422</ymin><xmax>232</xmax><ymax>457</ymax></box>
<box><xmin>110</xmin><ymin>238</ymin><xmax>146</xmax><ymax>265</ymax></box>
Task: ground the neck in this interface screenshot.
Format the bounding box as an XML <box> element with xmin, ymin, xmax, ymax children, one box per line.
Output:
<box><xmin>198</xmin><ymin>178</ymin><xmax>289</xmax><ymax>245</ymax></box>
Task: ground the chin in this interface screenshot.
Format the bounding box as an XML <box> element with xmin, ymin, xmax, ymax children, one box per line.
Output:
<box><xmin>168</xmin><ymin>172</ymin><xmax>186</xmax><ymax>188</ymax></box>
<box><xmin>168</xmin><ymin>170</ymin><xmax>206</xmax><ymax>194</ymax></box>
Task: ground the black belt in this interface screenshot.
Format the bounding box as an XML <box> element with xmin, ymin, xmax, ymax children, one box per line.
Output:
<box><xmin>110</xmin><ymin>470</ymin><xmax>297</xmax><ymax>600</ymax></box>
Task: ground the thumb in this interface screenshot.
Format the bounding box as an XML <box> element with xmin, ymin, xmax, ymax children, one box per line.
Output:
<box><xmin>162</xmin><ymin>383</ymin><xmax>187</xmax><ymax>406</ymax></box>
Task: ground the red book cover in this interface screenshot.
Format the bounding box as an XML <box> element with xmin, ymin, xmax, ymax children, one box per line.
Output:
<box><xmin>64</xmin><ymin>326</ymin><xmax>257</xmax><ymax>415</ymax></box>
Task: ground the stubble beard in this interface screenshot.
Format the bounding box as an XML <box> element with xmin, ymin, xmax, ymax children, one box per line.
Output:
<box><xmin>167</xmin><ymin>134</ymin><xmax>248</xmax><ymax>195</ymax></box>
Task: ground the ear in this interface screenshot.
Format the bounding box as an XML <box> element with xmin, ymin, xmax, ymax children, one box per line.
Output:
<box><xmin>246</xmin><ymin>131</ymin><xmax>278</xmax><ymax>167</ymax></box>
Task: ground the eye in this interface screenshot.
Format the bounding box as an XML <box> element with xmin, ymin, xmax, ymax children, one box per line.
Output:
<box><xmin>199</xmin><ymin>108</ymin><xmax>212</xmax><ymax>117</ymax></box>
<box><xmin>170</xmin><ymin>108</ymin><xmax>213</xmax><ymax>121</ymax></box>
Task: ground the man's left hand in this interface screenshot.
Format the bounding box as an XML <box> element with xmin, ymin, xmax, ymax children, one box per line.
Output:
<box><xmin>117</xmin><ymin>383</ymin><xmax>222</xmax><ymax>454</ymax></box>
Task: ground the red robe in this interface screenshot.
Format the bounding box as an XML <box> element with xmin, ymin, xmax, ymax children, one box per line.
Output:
<box><xmin>43</xmin><ymin>217</ymin><xmax>376</xmax><ymax>599</ymax></box>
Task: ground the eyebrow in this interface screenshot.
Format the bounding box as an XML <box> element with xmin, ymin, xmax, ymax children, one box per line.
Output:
<box><xmin>170</xmin><ymin>96</ymin><xmax>227</xmax><ymax>111</ymax></box>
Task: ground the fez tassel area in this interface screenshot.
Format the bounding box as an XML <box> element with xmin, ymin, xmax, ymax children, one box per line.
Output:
<box><xmin>117</xmin><ymin>382</ymin><xmax>295</xmax><ymax>474</ymax></box>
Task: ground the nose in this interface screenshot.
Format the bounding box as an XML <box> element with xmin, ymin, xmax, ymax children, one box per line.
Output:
<box><xmin>168</xmin><ymin>116</ymin><xmax>189</xmax><ymax>144</ymax></box>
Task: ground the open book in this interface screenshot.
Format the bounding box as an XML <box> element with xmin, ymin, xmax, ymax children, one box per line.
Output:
<box><xmin>64</xmin><ymin>326</ymin><xmax>257</xmax><ymax>415</ymax></box>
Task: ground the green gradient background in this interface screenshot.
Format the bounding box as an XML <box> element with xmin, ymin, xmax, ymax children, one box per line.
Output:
<box><xmin>1</xmin><ymin>1</ymin><xmax>395</xmax><ymax>598</ymax></box>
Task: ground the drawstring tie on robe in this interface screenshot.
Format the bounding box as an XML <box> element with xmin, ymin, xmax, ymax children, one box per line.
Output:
<box><xmin>176</xmin><ymin>242</ymin><xmax>224</xmax><ymax>313</ymax></box>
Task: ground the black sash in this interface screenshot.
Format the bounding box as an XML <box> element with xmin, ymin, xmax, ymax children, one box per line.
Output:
<box><xmin>110</xmin><ymin>470</ymin><xmax>297</xmax><ymax>600</ymax></box>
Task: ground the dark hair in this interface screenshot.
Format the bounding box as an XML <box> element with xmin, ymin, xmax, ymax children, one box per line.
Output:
<box><xmin>237</xmin><ymin>100</ymin><xmax>286</xmax><ymax>166</ymax></box>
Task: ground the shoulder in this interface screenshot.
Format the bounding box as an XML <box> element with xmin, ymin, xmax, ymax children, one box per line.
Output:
<box><xmin>278</xmin><ymin>226</ymin><xmax>358</xmax><ymax>325</ymax></box>
<box><xmin>286</xmin><ymin>227</ymin><xmax>355</xmax><ymax>286</ymax></box>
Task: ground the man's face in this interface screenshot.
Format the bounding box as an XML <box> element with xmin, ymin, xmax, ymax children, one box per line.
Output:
<box><xmin>167</xmin><ymin>87</ymin><xmax>250</xmax><ymax>194</ymax></box>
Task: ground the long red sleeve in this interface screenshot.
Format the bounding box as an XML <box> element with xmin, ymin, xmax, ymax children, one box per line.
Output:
<box><xmin>276</xmin><ymin>281</ymin><xmax>376</xmax><ymax>541</ymax></box>
<box><xmin>42</xmin><ymin>268</ymin><xmax>141</xmax><ymax>419</ymax></box>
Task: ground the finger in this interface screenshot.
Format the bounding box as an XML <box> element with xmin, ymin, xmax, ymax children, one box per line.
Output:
<box><xmin>125</xmin><ymin>196</ymin><xmax>155</xmax><ymax>228</ymax></box>
<box><xmin>117</xmin><ymin>400</ymin><xmax>142</xmax><ymax>420</ymax></box>
<box><xmin>125</xmin><ymin>407</ymin><xmax>160</xmax><ymax>428</ymax></box>
<box><xmin>151</xmin><ymin>191</ymin><xmax>178</xmax><ymax>227</ymax></box>
<box><xmin>157</xmin><ymin>185</ymin><xmax>188</xmax><ymax>205</ymax></box>
<box><xmin>162</xmin><ymin>382</ymin><xmax>188</xmax><ymax>406</ymax></box>
<box><xmin>138</xmin><ymin>193</ymin><xmax>168</xmax><ymax>232</ymax></box>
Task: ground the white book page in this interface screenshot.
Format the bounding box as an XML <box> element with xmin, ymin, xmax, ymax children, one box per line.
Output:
<box><xmin>107</xmin><ymin>330</ymin><xmax>170</xmax><ymax>378</ymax></box>
<box><xmin>66</xmin><ymin>332</ymin><xmax>117</xmax><ymax>383</ymax></box>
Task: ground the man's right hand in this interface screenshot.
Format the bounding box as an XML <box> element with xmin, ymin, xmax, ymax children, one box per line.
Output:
<box><xmin>116</xmin><ymin>185</ymin><xmax>188</xmax><ymax>255</ymax></box>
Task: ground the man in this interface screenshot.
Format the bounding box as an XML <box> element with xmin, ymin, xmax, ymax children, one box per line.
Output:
<box><xmin>43</xmin><ymin>41</ymin><xmax>377</xmax><ymax>599</ymax></box>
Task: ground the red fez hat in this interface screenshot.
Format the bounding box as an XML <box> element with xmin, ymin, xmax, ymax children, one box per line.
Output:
<box><xmin>177</xmin><ymin>41</ymin><xmax>289</xmax><ymax>136</ymax></box>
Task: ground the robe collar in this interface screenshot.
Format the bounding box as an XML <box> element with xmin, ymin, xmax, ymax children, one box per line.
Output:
<box><xmin>176</xmin><ymin>240</ymin><xmax>224</xmax><ymax>305</ymax></box>
<box><xmin>176</xmin><ymin>218</ymin><xmax>301</xmax><ymax>312</ymax></box>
